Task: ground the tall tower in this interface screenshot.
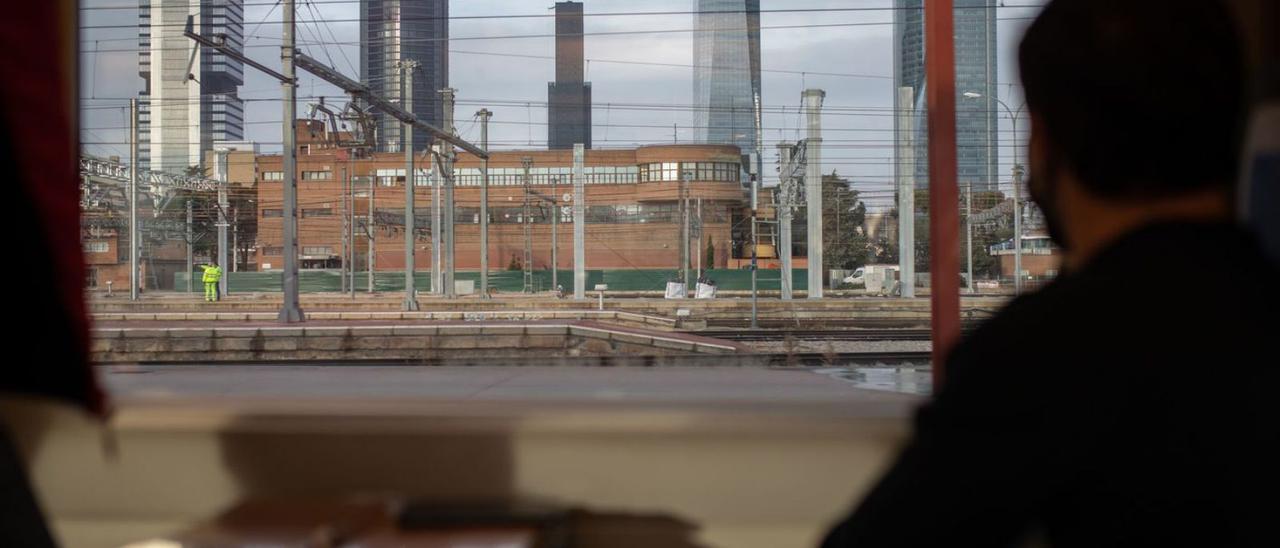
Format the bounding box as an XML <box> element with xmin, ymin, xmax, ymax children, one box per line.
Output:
<box><xmin>893</xmin><ymin>0</ymin><xmax>998</xmax><ymax>191</ymax></box>
<box><xmin>139</xmin><ymin>0</ymin><xmax>245</xmax><ymax>173</ymax></box>
<box><xmin>692</xmin><ymin>0</ymin><xmax>761</xmax><ymax>158</ymax></box>
<box><xmin>547</xmin><ymin>1</ymin><xmax>592</xmax><ymax>150</ymax></box>
<box><xmin>361</xmin><ymin>0</ymin><xmax>449</xmax><ymax>153</ymax></box>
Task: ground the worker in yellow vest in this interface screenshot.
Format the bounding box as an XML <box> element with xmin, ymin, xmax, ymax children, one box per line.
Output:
<box><xmin>200</xmin><ymin>263</ymin><xmax>222</xmax><ymax>302</ymax></box>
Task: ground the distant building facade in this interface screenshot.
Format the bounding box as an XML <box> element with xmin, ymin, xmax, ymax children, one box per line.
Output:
<box><xmin>254</xmin><ymin>122</ymin><xmax>749</xmax><ymax>271</ymax></box>
<box><xmin>692</xmin><ymin>0</ymin><xmax>761</xmax><ymax>160</ymax></box>
<box><xmin>893</xmin><ymin>0</ymin><xmax>998</xmax><ymax>191</ymax></box>
<box><xmin>138</xmin><ymin>0</ymin><xmax>245</xmax><ymax>173</ymax></box>
<box><xmin>360</xmin><ymin>0</ymin><xmax>449</xmax><ymax>152</ymax></box>
<box><xmin>548</xmin><ymin>1</ymin><xmax>592</xmax><ymax>149</ymax></box>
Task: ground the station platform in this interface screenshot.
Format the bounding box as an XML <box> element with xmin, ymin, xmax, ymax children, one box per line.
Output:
<box><xmin>90</xmin><ymin>319</ymin><xmax>750</xmax><ymax>364</ymax></box>
<box><xmin>87</xmin><ymin>292</ymin><xmax>1009</xmax><ymax>330</ymax></box>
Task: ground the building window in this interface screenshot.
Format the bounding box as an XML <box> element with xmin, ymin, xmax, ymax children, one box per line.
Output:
<box><xmin>302</xmin><ymin>246</ymin><xmax>333</xmax><ymax>256</ymax></box>
<box><xmin>83</xmin><ymin>241</ymin><xmax>109</xmax><ymax>253</ymax></box>
<box><xmin>302</xmin><ymin>208</ymin><xmax>333</xmax><ymax>218</ymax></box>
<box><xmin>262</xmin><ymin>246</ymin><xmax>283</xmax><ymax>256</ymax></box>
<box><xmin>301</xmin><ymin>170</ymin><xmax>331</xmax><ymax>181</ymax></box>
<box><xmin>262</xmin><ymin>209</ymin><xmax>283</xmax><ymax>218</ymax></box>
<box><xmin>261</xmin><ymin>171</ymin><xmax>283</xmax><ymax>181</ymax></box>
<box><xmin>375</xmin><ymin>168</ymin><xmax>404</xmax><ymax>186</ymax></box>
<box><xmin>634</xmin><ymin>162</ymin><xmax>741</xmax><ymax>182</ymax></box>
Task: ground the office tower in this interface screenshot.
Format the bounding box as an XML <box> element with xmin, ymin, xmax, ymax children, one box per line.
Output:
<box><xmin>894</xmin><ymin>0</ymin><xmax>997</xmax><ymax>190</ymax></box>
<box><xmin>138</xmin><ymin>0</ymin><xmax>245</xmax><ymax>173</ymax></box>
<box><xmin>692</xmin><ymin>0</ymin><xmax>761</xmax><ymax>158</ymax></box>
<box><xmin>361</xmin><ymin>0</ymin><xmax>449</xmax><ymax>152</ymax></box>
<box><xmin>548</xmin><ymin>1</ymin><xmax>592</xmax><ymax>150</ymax></box>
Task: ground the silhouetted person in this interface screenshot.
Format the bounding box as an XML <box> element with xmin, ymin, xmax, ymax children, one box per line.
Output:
<box><xmin>822</xmin><ymin>1</ymin><xmax>1278</xmax><ymax>547</ymax></box>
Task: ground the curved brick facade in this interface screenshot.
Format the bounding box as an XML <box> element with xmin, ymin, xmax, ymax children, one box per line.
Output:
<box><xmin>255</xmin><ymin>133</ymin><xmax>751</xmax><ymax>272</ymax></box>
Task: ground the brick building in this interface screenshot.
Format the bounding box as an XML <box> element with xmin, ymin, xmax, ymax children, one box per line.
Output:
<box><xmin>993</xmin><ymin>231</ymin><xmax>1063</xmax><ymax>280</ymax></box>
<box><xmin>254</xmin><ymin>120</ymin><xmax>752</xmax><ymax>273</ymax></box>
<box><xmin>81</xmin><ymin>222</ymin><xmax>189</xmax><ymax>291</ymax></box>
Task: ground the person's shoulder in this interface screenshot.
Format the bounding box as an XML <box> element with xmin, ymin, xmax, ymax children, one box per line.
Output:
<box><xmin>942</xmin><ymin>274</ymin><xmax>1104</xmax><ymax>386</ymax></box>
<box><xmin>966</xmin><ymin>276</ymin><xmax>1089</xmax><ymax>347</ymax></box>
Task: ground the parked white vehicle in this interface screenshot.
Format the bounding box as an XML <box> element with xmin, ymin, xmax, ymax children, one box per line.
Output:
<box><xmin>843</xmin><ymin>264</ymin><xmax>901</xmax><ymax>295</ymax></box>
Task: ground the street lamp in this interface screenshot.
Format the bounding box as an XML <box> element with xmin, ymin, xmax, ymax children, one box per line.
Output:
<box><xmin>964</xmin><ymin>91</ymin><xmax>1026</xmax><ymax>294</ymax></box>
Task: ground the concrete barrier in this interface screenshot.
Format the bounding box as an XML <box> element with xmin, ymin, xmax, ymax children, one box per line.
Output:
<box><xmin>91</xmin><ymin>322</ymin><xmax>746</xmax><ymax>364</ymax></box>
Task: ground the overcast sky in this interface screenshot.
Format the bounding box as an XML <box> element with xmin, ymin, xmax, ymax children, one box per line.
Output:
<box><xmin>79</xmin><ymin>0</ymin><xmax>1041</xmax><ymax>210</ymax></box>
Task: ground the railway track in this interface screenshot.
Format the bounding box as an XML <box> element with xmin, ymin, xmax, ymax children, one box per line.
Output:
<box><xmin>697</xmin><ymin>328</ymin><xmax>936</xmax><ymax>341</ymax></box>
<box><xmin>764</xmin><ymin>351</ymin><xmax>932</xmax><ymax>366</ymax></box>
<box><xmin>112</xmin><ymin>352</ymin><xmax>932</xmax><ymax>367</ymax></box>
<box><xmin>704</xmin><ymin>317</ymin><xmax>991</xmax><ymax>330</ymax></box>
<box><xmin>705</xmin><ymin>318</ymin><xmax>932</xmax><ymax>329</ymax></box>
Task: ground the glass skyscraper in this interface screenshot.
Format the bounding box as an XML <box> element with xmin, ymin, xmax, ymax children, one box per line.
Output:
<box><xmin>361</xmin><ymin>0</ymin><xmax>449</xmax><ymax>153</ymax></box>
<box><xmin>548</xmin><ymin>1</ymin><xmax>592</xmax><ymax>150</ymax></box>
<box><xmin>894</xmin><ymin>0</ymin><xmax>997</xmax><ymax>191</ymax></box>
<box><xmin>138</xmin><ymin>0</ymin><xmax>245</xmax><ymax>173</ymax></box>
<box><xmin>692</xmin><ymin>0</ymin><xmax>761</xmax><ymax>159</ymax></box>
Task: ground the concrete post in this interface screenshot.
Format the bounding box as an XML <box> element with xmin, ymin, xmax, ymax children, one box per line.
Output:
<box><xmin>277</xmin><ymin>0</ymin><xmax>304</xmax><ymax>322</ymax></box>
<box><xmin>572</xmin><ymin>144</ymin><xmax>586</xmax><ymax>299</ymax></box>
<box><xmin>897</xmin><ymin>86</ymin><xmax>916</xmax><ymax>299</ymax></box>
<box><xmin>776</xmin><ymin>141</ymin><xmax>794</xmax><ymax>300</ymax></box>
<box><xmin>803</xmin><ymin>89</ymin><xmax>825</xmax><ymax>299</ymax></box>
<box><xmin>400</xmin><ymin>59</ymin><xmax>420</xmax><ymax>311</ymax></box>
<box><xmin>129</xmin><ymin>99</ymin><xmax>139</xmax><ymax>301</ymax></box>
<box><xmin>429</xmin><ymin>143</ymin><xmax>441</xmax><ymax>295</ymax></box>
<box><xmin>1013</xmin><ymin>163</ymin><xmax>1024</xmax><ymax>293</ymax></box>
<box><xmin>340</xmin><ymin>167</ymin><xmax>348</xmax><ymax>294</ymax></box>
<box><xmin>215</xmin><ymin>149</ymin><xmax>230</xmax><ymax>298</ymax></box>
<box><xmin>441</xmin><ymin>88</ymin><xmax>457</xmax><ymax>298</ymax></box>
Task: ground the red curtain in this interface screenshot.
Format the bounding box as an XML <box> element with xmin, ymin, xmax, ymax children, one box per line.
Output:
<box><xmin>0</xmin><ymin>1</ymin><xmax>103</xmax><ymax>415</ymax></box>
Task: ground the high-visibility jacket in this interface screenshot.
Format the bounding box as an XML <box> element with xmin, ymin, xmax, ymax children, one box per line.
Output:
<box><xmin>201</xmin><ymin>265</ymin><xmax>219</xmax><ymax>283</ymax></box>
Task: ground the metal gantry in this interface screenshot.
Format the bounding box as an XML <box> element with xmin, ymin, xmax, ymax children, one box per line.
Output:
<box><xmin>80</xmin><ymin>155</ymin><xmax>223</xmax><ymax>196</ymax></box>
<box><xmin>477</xmin><ymin>109</ymin><xmax>493</xmax><ymax>298</ymax></box>
<box><xmin>775</xmin><ymin>140</ymin><xmax>806</xmax><ymax>300</ymax></box>
<box><xmin>183</xmin><ymin>2</ymin><xmax>488</xmax><ymax>319</ymax></box>
<box><xmin>80</xmin><ymin>152</ymin><xmax>227</xmax><ymax>301</ymax></box>
<box><xmin>521</xmin><ymin>157</ymin><xmax>534</xmax><ymax>293</ymax></box>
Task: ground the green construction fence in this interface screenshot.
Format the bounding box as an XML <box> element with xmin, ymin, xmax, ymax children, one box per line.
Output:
<box><xmin>175</xmin><ymin>268</ymin><xmax>810</xmax><ymax>294</ymax></box>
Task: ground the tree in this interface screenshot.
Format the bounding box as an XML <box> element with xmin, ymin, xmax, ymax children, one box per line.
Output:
<box><xmin>869</xmin><ymin>209</ymin><xmax>899</xmax><ymax>264</ymax></box>
<box><xmin>972</xmin><ymin>223</ymin><xmax>1014</xmax><ymax>278</ymax></box>
<box><xmin>704</xmin><ymin>235</ymin><xmax>715</xmax><ymax>270</ymax></box>
<box><xmin>908</xmin><ymin>188</ymin><xmax>1011</xmax><ymax>278</ymax></box>
<box><xmin>792</xmin><ymin>171</ymin><xmax>870</xmax><ymax>270</ymax></box>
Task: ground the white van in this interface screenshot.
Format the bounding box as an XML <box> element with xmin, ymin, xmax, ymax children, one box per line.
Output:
<box><xmin>843</xmin><ymin>265</ymin><xmax>900</xmax><ymax>294</ymax></box>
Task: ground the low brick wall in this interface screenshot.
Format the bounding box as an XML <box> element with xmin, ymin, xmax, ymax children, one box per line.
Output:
<box><xmin>90</xmin><ymin>310</ymin><xmax>688</xmax><ymax>330</ymax></box>
<box><xmin>91</xmin><ymin>323</ymin><xmax>742</xmax><ymax>364</ymax></box>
